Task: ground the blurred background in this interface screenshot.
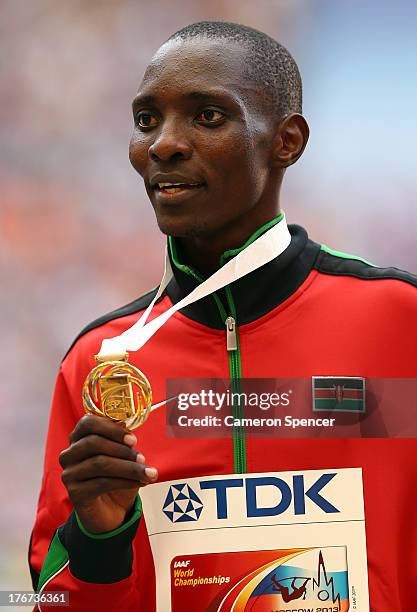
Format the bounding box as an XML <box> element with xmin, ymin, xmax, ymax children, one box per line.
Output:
<box><xmin>1</xmin><ymin>0</ymin><xmax>416</xmax><ymax>594</ymax></box>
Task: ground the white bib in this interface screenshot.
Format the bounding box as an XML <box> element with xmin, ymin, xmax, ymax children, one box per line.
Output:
<box><xmin>140</xmin><ymin>468</ymin><xmax>369</xmax><ymax>612</ymax></box>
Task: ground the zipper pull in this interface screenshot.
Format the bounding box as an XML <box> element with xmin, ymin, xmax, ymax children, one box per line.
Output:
<box><xmin>225</xmin><ymin>316</ymin><xmax>237</xmax><ymax>351</ymax></box>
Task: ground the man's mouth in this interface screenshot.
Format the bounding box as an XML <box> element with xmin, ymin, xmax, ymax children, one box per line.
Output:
<box><xmin>156</xmin><ymin>182</ymin><xmax>205</xmax><ymax>194</ymax></box>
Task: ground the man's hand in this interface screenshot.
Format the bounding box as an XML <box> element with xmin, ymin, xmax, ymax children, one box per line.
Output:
<box><xmin>59</xmin><ymin>415</ymin><xmax>158</xmax><ymax>534</ymax></box>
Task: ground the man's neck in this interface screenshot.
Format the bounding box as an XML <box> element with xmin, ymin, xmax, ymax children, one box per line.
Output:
<box><xmin>177</xmin><ymin>208</ymin><xmax>282</xmax><ymax>277</ymax></box>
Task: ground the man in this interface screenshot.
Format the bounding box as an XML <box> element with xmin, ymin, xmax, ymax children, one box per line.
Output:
<box><xmin>29</xmin><ymin>21</ymin><xmax>417</xmax><ymax>611</ymax></box>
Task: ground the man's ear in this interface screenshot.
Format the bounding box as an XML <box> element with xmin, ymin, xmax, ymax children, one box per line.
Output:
<box><xmin>270</xmin><ymin>113</ymin><xmax>309</xmax><ymax>168</ymax></box>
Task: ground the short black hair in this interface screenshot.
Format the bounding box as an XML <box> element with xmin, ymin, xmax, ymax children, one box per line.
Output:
<box><xmin>165</xmin><ymin>21</ymin><xmax>302</xmax><ymax>120</ymax></box>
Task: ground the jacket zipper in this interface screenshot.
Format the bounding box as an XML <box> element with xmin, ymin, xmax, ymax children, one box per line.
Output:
<box><xmin>203</xmin><ymin>287</ymin><xmax>246</xmax><ymax>473</ymax></box>
<box><xmin>224</xmin><ymin>287</ymin><xmax>246</xmax><ymax>474</ymax></box>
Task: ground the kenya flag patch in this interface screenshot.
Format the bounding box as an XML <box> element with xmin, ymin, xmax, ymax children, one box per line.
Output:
<box><xmin>312</xmin><ymin>376</ymin><xmax>365</xmax><ymax>413</ymax></box>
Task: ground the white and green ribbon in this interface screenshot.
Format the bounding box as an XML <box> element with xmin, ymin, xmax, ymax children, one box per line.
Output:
<box><xmin>97</xmin><ymin>215</ymin><xmax>291</xmax><ymax>360</ymax></box>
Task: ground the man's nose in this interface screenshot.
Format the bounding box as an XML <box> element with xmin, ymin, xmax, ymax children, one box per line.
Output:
<box><xmin>148</xmin><ymin>120</ymin><xmax>192</xmax><ymax>162</ymax></box>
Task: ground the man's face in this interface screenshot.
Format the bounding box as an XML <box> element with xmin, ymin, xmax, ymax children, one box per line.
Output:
<box><xmin>129</xmin><ymin>37</ymin><xmax>276</xmax><ymax>238</ymax></box>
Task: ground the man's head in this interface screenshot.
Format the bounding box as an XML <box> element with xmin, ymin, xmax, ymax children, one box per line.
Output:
<box><xmin>166</xmin><ymin>21</ymin><xmax>303</xmax><ymax>121</ymax></box>
<box><xmin>129</xmin><ymin>21</ymin><xmax>309</xmax><ymax>242</ymax></box>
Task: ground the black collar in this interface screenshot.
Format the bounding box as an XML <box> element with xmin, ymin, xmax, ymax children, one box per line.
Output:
<box><xmin>165</xmin><ymin>224</ymin><xmax>321</xmax><ymax>329</ymax></box>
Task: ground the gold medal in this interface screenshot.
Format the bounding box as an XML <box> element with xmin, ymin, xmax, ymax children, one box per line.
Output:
<box><xmin>82</xmin><ymin>353</ymin><xmax>152</xmax><ymax>430</ymax></box>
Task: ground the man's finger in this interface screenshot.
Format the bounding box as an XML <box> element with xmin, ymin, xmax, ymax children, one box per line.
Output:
<box><xmin>69</xmin><ymin>415</ymin><xmax>135</xmax><ymax>446</ymax></box>
<box><xmin>62</xmin><ymin>454</ymin><xmax>156</xmax><ymax>486</ymax></box>
<box><xmin>59</xmin><ymin>435</ymin><xmax>139</xmax><ymax>469</ymax></box>
<box><xmin>67</xmin><ymin>477</ymin><xmax>146</xmax><ymax>502</ymax></box>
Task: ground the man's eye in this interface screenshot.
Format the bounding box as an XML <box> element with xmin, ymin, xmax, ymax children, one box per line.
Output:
<box><xmin>196</xmin><ymin>109</ymin><xmax>225</xmax><ymax>123</ymax></box>
<box><xmin>136</xmin><ymin>112</ymin><xmax>158</xmax><ymax>128</ymax></box>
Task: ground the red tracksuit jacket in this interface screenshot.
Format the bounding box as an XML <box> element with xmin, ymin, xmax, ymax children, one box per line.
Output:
<box><xmin>29</xmin><ymin>219</ymin><xmax>417</xmax><ymax>611</ymax></box>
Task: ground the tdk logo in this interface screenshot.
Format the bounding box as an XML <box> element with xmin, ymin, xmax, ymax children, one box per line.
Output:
<box><xmin>201</xmin><ymin>474</ymin><xmax>339</xmax><ymax>518</ymax></box>
<box><xmin>163</xmin><ymin>483</ymin><xmax>204</xmax><ymax>523</ymax></box>
<box><xmin>163</xmin><ymin>474</ymin><xmax>339</xmax><ymax>522</ymax></box>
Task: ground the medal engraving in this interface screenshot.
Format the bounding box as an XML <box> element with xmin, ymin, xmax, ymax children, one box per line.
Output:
<box><xmin>99</xmin><ymin>374</ymin><xmax>134</xmax><ymax>421</ymax></box>
<box><xmin>82</xmin><ymin>354</ymin><xmax>152</xmax><ymax>430</ymax></box>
